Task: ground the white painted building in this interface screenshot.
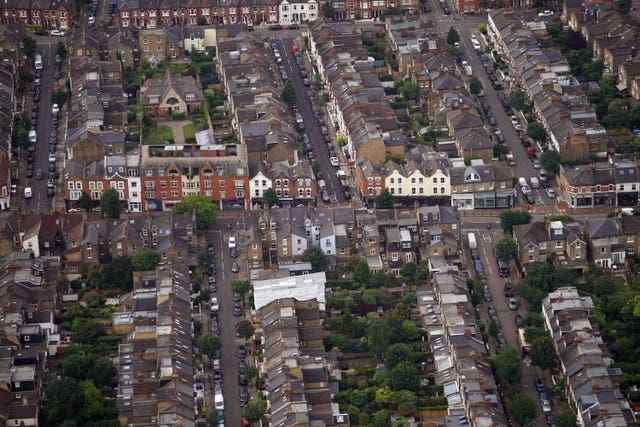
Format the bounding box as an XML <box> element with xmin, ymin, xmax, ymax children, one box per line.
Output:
<box><xmin>253</xmin><ymin>272</ymin><xmax>326</xmax><ymax>311</ymax></box>
<box><xmin>127</xmin><ymin>176</ymin><xmax>142</xmax><ymax>212</ymax></box>
<box><xmin>249</xmin><ymin>161</ymin><xmax>273</xmax><ymax>202</ymax></box>
<box><xmin>279</xmin><ymin>0</ymin><xmax>318</xmax><ymax>24</ymax></box>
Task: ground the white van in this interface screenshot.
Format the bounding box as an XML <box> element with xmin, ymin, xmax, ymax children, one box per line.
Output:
<box><xmin>24</xmin><ymin>187</ymin><xmax>33</xmax><ymax>199</ymax></box>
<box><xmin>518</xmin><ymin>177</ymin><xmax>527</xmax><ymax>188</ymax></box>
<box><xmin>214</xmin><ymin>391</ymin><xmax>224</xmax><ymax>411</ymax></box>
<box><xmin>318</xmin><ymin>180</ymin><xmax>326</xmax><ymax>191</ymax></box>
<box><xmin>28</xmin><ymin>130</ymin><xmax>36</xmax><ymax>143</ymax></box>
<box><xmin>530</xmin><ymin>177</ymin><xmax>540</xmax><ymax>189</ymax></box>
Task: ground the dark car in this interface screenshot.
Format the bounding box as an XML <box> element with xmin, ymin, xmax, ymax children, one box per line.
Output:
<box><xmin>230</xmin><ymin>247</ymin><xmax>238</xmax><ymax>258</ymax></box>
<box><xmin>233</xmin><ymin>292</ymin><xmax>241</xmax><ymax>302</ymax></box>
<box><xmin>26</xmin><ymin>167</ymin><xmax>33</xmax><ymax>178</ymax></box>
<box><xmin>287</xmin><ymin>24</ymin><xmax>299</xmax><ymax>30</ymax></box>
<box><xmin>36</xmin><ymin>169</ymin><xmax>43</xmax><ymax>180</ymax></box>
<box><xmin>233</xmin><ymin>302</ymin><xmax>242</xmax><ymax>317</ymax></box>
<box><xmin>208</xmin><ymin>275</ymin><xmax>217</xmax><ymax>285</ymax></box>
<box><xmin>239</xmin><ymin>387</ymin><xmax>249</xmax><ymax>405</ymax></box>
<box><xmin>211</xmin><ymin>318</ymin><xmax>220</xmax><ymax>335</ymax></box>
<box><xmin>268</xmin><ymin>24</ymin><xmax>283</xmax><ymax>30</ymax></box>
<box><xmin>238</xmin><ymin>373</ymin><xmax>247</xmax><ymax>386</ymax></box>
<box><xmin>504</xmin><ymin>282</ymin><xmax>513</xmax><ymax>297</ymax></box>
<box><xmin>238</xmin><ymin>360</ymin><xmax>246</xmax><ymax>372</ymax></box>
<box><xmin>535</xmin><ymin>377</ymin><xmax>545</xmax><ymax>393</ymax></box>
<box><xmin>514</xmin><ymin>314</ymin><xmax>524</xmax><ymax>329</ymax></box>
<box><xmin>34</xmin><ymin>30</ymin><xmax>48</xmax><ymax>35</ymax></box>
<box><xmin>214</xmin><ymin>369</ymin><xmax>222</xmax><ymax>382</ymax></box>
<box><xmin>238</xmin><ymin>345</ymin><xmax>246</xmax><ymax>359</ymax></box>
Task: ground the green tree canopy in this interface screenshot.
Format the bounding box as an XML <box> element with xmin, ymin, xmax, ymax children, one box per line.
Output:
<box><xmin>23</xmin><ymin>36</ymin><xmax>37</xmax><ymax>60</ymax></box>
<box><xmin>540</xmin><ymin>149</ymin><xmax>561</xmax><ymax>174</ymax></box>
<box><xmin>242</xmin><ymin>395</ymin><xmax>266</xmax><ymax>422</ymax></box>
<box><xmin>302</xmin><ymin>246</ymin><xmax>329</xmax><ymax>272</ymax></box>
<box><xmin>80</xmin><ymin>380</ymin><xmax>105</xmax><ymax>420</ymax></box>
<box><xmin>103</xmin><ymin>256</ymin><xmax>134</xmax><ymax>290</ymax></box>
<box><xmin>321</xmin><ymin>1</ymin><xmax>335</xmax><ymax>19</ymax></box>
<box><xmin>389</xmin><ymin>361</ymin><xmax>420</xmax><ymax>392</ymax></box>
<box><xmin>530</xmin><ymin>335</ymin><xmax>556</xmax><ymax>372</ymax></box>
<box><xmin>262</xmin><ymin>188</ymin><xmax>279</xmax><ymax>208</ymax></box>
<box><xmin>232</xmin><ymin>279</ymin><xmax>251</xmax><ymax>303</ymax></box>
<box><xmin>382</xmin><ymin>343</ymin><xmax>411</xmax><ymax>369</ymax></box>
<box><xmin>100</xmin><ymin>188</ymin><xmax>121</xmax><ymax>219</ymax></box>
<box><xmin>367</xmin><ymin>316</ymin><xmax>392</xmax><ymax>357</ymax></box>
<box><xmin>41</xmin><ymin>378</ymin><xmax>85</xmax><ymax>425</ymax></box>
<box><xmin>526</xmin><ymin>122</ymin><xmax>546</xmax><ymax>142</ymax></box>
<box><xmin>495</xmin><ymin>236</ymin><xmax>517</xmax><ymax>261</ymax></box>
<box><xmin>197</xmin><ymin>334</ymin><xmax>222</xmax><ymax>360</ymax></box>
<box><xmin>556</xmin><ymin>411</ymin><xmax>578</xmax><ymax>427</ymax></box>
<box><xmin>56</xmin><ymin>41</ymin><xmax>68</xmax><ymax>60</ymax></box>
<box><xmin>500</xmin><ymin>209</ymin><xmax>532</xmax><ymax>234</ymax></box>
<box><xmin>399</xmin><ymin>80</ymin><xmax>420</xmax><ymax>102</ymax></box>
<box><xmin>353</xmin><ymin>260</ymin><xmax>372</xmax><ymax>286</ymax></box>
<box><xmin>508</xmin><ymin>89</ymin><xmax>529</xmax><ymax>111</ymax></box>
<box><xmin>70</xmin><ymin>318</ymin><xmax>105</xmax><ymax>344</ymax></box>
<box><xmin>173</xmin><ymin>194</ymin><xmax>217</xmax><ymax>229</ymax></box>
<box><xmin>524</xmin><ymin>326</ymin><xmax>547</xmax><ymax>343</ymax></box>
<box><xmin>510</xmin><ymin>393</ymin><xmax>537</xmax><ymax>427</ymax></box>
<box><xmin>447</xmin><ymin>27</ymin><xmax>460</xmax><ymax>45</ymax></box>
<box><xmin>77</xmin><ymin>191</ymin><xmax>93</xmax><ymax>211</ymax></box>
<box><xmin>237</xmin><ymin>319</ymin><xmax>255</xmax><ymax>340</ymax></box>
<box><xmin>375</xmin><ymin>188</ymin><xmax>393</xmax><ymax>208</ymax></box>
<box><xmin>282</xmin><ymin>80</ymin><xmax>297</xmax><ymax>105</ymax></box>
<box><xmin>131</xmin><ymin>247</ymin><xmax>160</xmax><ymax>271</ymax></box>
<box><xmin>492</xmin><ymin>346</ymin><xmax>523</xmax><ymax>385</ymax></box>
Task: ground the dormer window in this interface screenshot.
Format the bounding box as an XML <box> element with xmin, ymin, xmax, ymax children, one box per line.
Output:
<box><xmin>465</xmin><ymin>173</ymin><xmax>480</xmax><ymax>182</ymax></box>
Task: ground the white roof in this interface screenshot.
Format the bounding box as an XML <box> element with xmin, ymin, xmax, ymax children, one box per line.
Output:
<box><xmin>253</xmin><ymin>272</ymin><xmax>326</xmax><ymax>311</ymax></box>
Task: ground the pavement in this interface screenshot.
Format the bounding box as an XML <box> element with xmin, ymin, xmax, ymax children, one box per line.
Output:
<box><xmin>158</xmin><ymin>120</ymin><xmax>191</xmax><ymax>144</ymax></box>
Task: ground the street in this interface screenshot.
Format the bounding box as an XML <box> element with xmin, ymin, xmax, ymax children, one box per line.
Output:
<box><xmin>273</xmin><ymin>38</ymin><xmax>348</xmax><ymax>204</ymax></box>
<box><xmin>464</xmin><ymin>218</ymin><xmax>547</xmax><ymax>427</ymax></box>
<box><xmin>202</xmin><ymin>217</ymin><xmax>247</xmax><ymax>423</ymax></box>
<box><xmin>23</xmin><ymin>39</ymin><xmax>56</xmax><ymax>213</ymax></box>
<box><xmin>429</xmin><ymin>0</ymin><xmax>555</xmax><ymax>211</ymax></box>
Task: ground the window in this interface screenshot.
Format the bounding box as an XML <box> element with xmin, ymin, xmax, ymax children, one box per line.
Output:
<box><xmin>539</xmin><ymin>242</ymin><xmax>547</xmax><ymax>250</ymax></box>
<box><xmin>369</xmin><ymin>247</ymin><xmax>376</xmax><ymax>255</ymax></box>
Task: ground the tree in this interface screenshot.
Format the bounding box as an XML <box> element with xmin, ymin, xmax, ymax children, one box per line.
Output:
<box><xmin>131</xmin><ymin>247</ymin><xmax>160</xmax><ymax>271</ymax></box>
<box><xmin>389</xmin><ymin>361</ymin><xmax>420</xmax><ymax>392</ymax></box>
<box><xmin>399</xmin><ymin>80</ymin><xmax>420</xmax><ymax>102</ymax></box>
<box><xmin>23</xmin><ymin>36</ymin><xmax>37</xmax><ymax>60</ymax></box>
<box><xmin>373</xmin><ymin>409</ymin><xmax>392</xmax><ymax>427</ymax></box>
<box><xmin>367</xmin><ymin>317</ymin><xmax>392</xmax><ymax>357</ymax></box>
<box><xmin>526</xmin><ymin>122</ymin><xmax>546</xmax><ymax>142</ymax></box>
<box><xmin>470</xmin><ymin>78</ymin><xmax>483</xmax><ymax>95</ymax></box>
<box><xmin>500</xmin><ymin>209</ymin><xmax>532</xmax><ymax>234</ymax></box>
<box><xmin>302</xmin><ymin>246</ymin><xmax>329</xmax><ymax>272</ymax></box>
<box><xmin>492</xmin><ymin>346</ymin><xmax>523</xmax><ymax>385</ymax></box>
<box><xmin>90</xmin><ymin>357</ymin><xmax>117</xmax><ymax>388</ymax></box>
<box><xmin>237</xmin><ymin>319</ymin><xmax>255</xmax><ymax>340</ymax></box>
<box><xmin>382</xmin><ymin>343</ymin><xmax>411</xmax><ymax>369</ymax></box>
<box><xmin>556</xmin><ymin>411</ymin><xmax>578</xmax><ymax>427</ymax></box>
<box><xmin>242</xmin><ymin>395</ymin><xmax>266</xmax><ymax>422</ymax></box>
<box><xmin>495</xmin><ymin>236</ymin><xmax>517</xmax><ymax>261</ymax></box>
<box><xmin>477</xmin><ymin>23</ymin><xmax>487</xmax><ymax>34</ymax></box>
<box><xmin>524</xmin><ymin>326</ymin><xmax>547</xmax><ymax>343</ymax></box>
<box><xmin>282</xmin><ymin>80</ymin><xmax>296</xmax><ymax>105</ymax></box>
<box><xmin>262</xmin><ymin>188</ymin><xmax>278</xmax><ymax>208</ymax></box>
<box><xmin>540</xmin><ymin>149</ymin><xmax>561</xmax><ymax>174</ymax></box>
<box><xmin>530</xmin><ymin>335</ymin><xmax>556</xmax><ymax>372</ymax></box>
<box><xmin>375</xmin><ymin>188</ymin><xmax>393</xmax><ymax>208</ymax></box>
<box><xmin>197</xmin><ymin>334</ymin><xmax>222</xmax><ymax>360</ymax></box>
<box><xmin>510</xmin><ymin>393</ymin><xmax>537</xmax><ymax>427</ymax></box>
<box><xmin>508</xmin><ymin>89</ymin><xmax>528</xmax><ymax>111</ymax></box>
<box><xmin>77</xmin><ymin>191</ymin><xmax>93</xmax><ymax>211</ymax></box>
<box><xmin>353</xmin><ymin>260</ymin><xmax>372</xmax><ymax>286</ymax></box>
<box><xmin>81</xmin><ymin>380</ymin><xmax>105</xmax><ymax>420</ymax></box>
<box><xmin>56</xmin><ymin>41</ymin><xmax>68</xmax><ymax>60</ymax></box>
<box><xmin>447</xmin><ymin>26</ymin><xmax>460</xmax><ymax>46</ymax></box>
<box><xmin>321</xmin><ymin>1</ymin><xmax>335</xmax><ymax>19</ymax></box>
<box><xmin>198</xmin><ymin>251</ymin><xmax>213</xmax><ymax>269</ymax></box>
<box><xmin>41</xmin><ymin>378</ymin><xmax>85</xmax><ymax>425</ymax></box>
<box><xmin>70</xmin><ymin>318</ymin><xmax>105</xmax><ymax>344</ymax></box>
<box><xmin>103</xmin><ymin>256</ymin><xmax>134</xmax><ymax>290</ymax></box>
<box><xmin>244</xmin><ymin>365</ymin><xmax>258</xmax><ymax>382</ymax></box>
<box><xmin>232</xmin><ymin>279</ymin><xmax>251</xmax><ymax>304</ymax></box>
<box><xmin>100</xmin><ymin>188</ymin><xmax>121</xmax><ymax>219</ymax></box>
<box><xmin>174</xmin><ymin>194</ymin><xmax>218</xmax><ymax>229</ymax></box>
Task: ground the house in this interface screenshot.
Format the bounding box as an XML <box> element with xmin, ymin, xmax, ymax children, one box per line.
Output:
<box><xmin>455</xmin><ymin>128</ymin><xmax>494</xmax><ymax>162</ymax></box>
<box><xmin>449</xmin><ymin>159</ymin><xmax>515</xmax><ymax>210</ymax></box>
<box><xmin>248</xmin><ymin>160</ymin><xmax>272</xmax><ymax>204</ymax></box>
<box><xmin>5</xmin><ymin>213</ymin><xmax>63</xmax><ymax>258</ymax></box>
<box><xmin>513</xmin><ymin>219</ymin><xmax>587</xmax><ymax>275</ymax></box>
<box><xmin>354</xmin><ymin>157</ymin><xmax>384</xmax><ymax>203</ymax></box>
<box><xmin>541</xmin><ymin>287</ymin><xmax>635</xmax><ymax>427</ymax></box>
<box><xmin>140</xmin><ymin>68</ymin><xmax>204</xmax><ymax>116</ymax></box>
<box><xmin>0</xmin><ymin>0</ymin><xmax>70</xmax><ymax>29</ymax></box>
<box><xmin>278</xmin><ymin>0</ymin><xmax>318</xmax><ymax>25</ymax></box>
<box><xmin>270</xmin><ymin>160</ymin><xmax>316</xmax><ymax>206</ymax></box>
<box><xmin>382</xmin><ymin>148</ymin><xmax>451</xmax><ymax>202</ymax></box>
<box><xmin>385</xmin><ymin>227</ymin><xmax>415</xmax><ymax>275</ymax></box>
<box><xmin>138</xmin><ymin>28</ymin><xmax>167</xmax><ymax>63</ymax></box>
<box><xmin>585</xmin><ymin>217</ymin><xmax>632</xmax><ymax>270</ymax></box>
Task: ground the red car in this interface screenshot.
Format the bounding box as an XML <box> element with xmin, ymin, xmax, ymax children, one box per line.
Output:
<box><xmin>525</xmin><ymin>146</ymin><xmax>535</xmax><ymax>156</ymax></box>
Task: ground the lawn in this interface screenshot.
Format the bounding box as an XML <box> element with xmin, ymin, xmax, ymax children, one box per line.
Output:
<box><xmin>143</xmin><ymin>125</ymin><xmax>174</xmax><ymax>145</ymax></box>
<box><xmin>183</xmin><ymin>117</ymin><xmax>209</xmax><ymax>143</ymax></box>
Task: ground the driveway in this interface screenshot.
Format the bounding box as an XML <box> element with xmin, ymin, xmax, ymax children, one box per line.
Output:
<box><xmin>157</xmin><ymin>120</ymin><xmax>190</xmax><ymax>145</ymax></box>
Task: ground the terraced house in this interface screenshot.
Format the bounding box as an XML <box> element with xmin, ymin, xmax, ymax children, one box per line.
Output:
<box><xmin>0</xmin><ymin>0</ymin><xmax>70</xmax><ymax>29</ymax></box>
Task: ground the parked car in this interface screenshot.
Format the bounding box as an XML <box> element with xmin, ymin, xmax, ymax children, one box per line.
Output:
<box><xmin>238</xmin><ymin>345</ymin><xmax>247</xmax><ymax>359</ymax></box>
<box><xmin>541</xmin><ymin>400</ymin><xmax>551</xmax><ymax>414</ymax></box>
<box><xmin>239</xmin><ymin>387</ymin><xmax>249</xmax><ymax>405</ymax></box>
<box><xmin>508</xmin><ymin>297</ymin><xmax>519</xmax><ymax>310</ymax></box>
<box><xmin>231</xmin><ymin>262</ymin><xmax>239</xmax><ymax>273</ymax></box>
<box><xmin>233</xmin><ymin>302</ymin><xmax>242</xmax><ymax>317</ymax></box>
<box><xmin>488</xmin><ymin>305</ymin><xmax>497</xmax><ymax>317</ymax></box>
<box><xmin>50</xmin><ymin>30</ymin><xmax>66</xmax><ymax>36</ymax></box>
<box><xmin>514</xmin><ymin>314</ymin><xmax>524</xmax><ymax>329</ymax></box>
<box><xmin>504</xmin><ymin>282</ymin><xmax>513</xmax><ymax>297</ymax></box>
